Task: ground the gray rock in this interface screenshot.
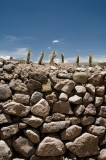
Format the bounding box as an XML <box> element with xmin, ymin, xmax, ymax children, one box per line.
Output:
<box><xmin>0</xmin><ymin>84</ymin><xmax>12</xmax><ymax>100</ymax></box>
<box><xmin>29</xmin><ymin>72</ymin><xmax>48</xmax><ymax>83</ymax></box>
<box><xmin>98</xmin><ymin>106</ymin><xmax>106</xmax><ymax>118</ymax></box>
<box><xmin>22</xmin><ymin>115</ymin><xmax>43</xmax><ymax>128</ymax></box>
<box><xmin>98</xmin><ymin>149</ymin><xmax>106</xmax><ymax>160</ymax></box>
<box><xmin>95</xmin><ymin>97</ymin><xmax>103</xmax><ymax>107</ymax></box>
<box><xmin>52</xmin><ymin>101</ymin><xmax>73</xmax><ymax>115</ymax></box>
<box><xmin>66</xmin><ymin>117</ymin><xmax>81</xmax><ymax>125</ymax></box>
<box><xmin>3</xmin><ymin>102</ymin><xmax>30</xmax><ymax>117</ymax></box>
<box><xmin>74</xmin><ymin>105</ymin><xmax>85</xmax><ymax>116</ymax></box>
<box><xmin>59</xmin><ymin>93</ymin><xmax>68</xmax><ymax>101</ymax></box>
<box><xmin>0</xmin><ymin>61</ymin><xmax>3</xmax><ymax>67</ymax></box>
<box><xmin>36</xmin><ymin>136</ymin><xmax>65</xmax><ymax>156</ymax></box>
<box><xmin>86</xmin><ymin>125</ymin><xmax>105</xmax><ymax>137</ymax></box>
<box><xmin>69</xmin><ymin>95</ymin><xmax>82</xmax><ymax>105</ymax></box>
<box><xmin>30</xmin><ymin>155</ymin><xmax>63</xmax><ymax>160</ymax></box>
<box><xmin>3</xmin><ymin>63</ymin><xmax>15</xmax><ymax>72</ymax></box>
<box><xmin>83</xmin><ymin>92</ymin><xmax>94</xmax><ymax>104</ymax></box>
<box><xmin>84</xmin><ymin>103</ymin><xmax>96</xmax><ymax>115</ymax></box>
<box><xmin>73</xmin><ymin>72</ymin><xmax>88</xmax><ymax>83</ymax></box>
<box><xmin>58</xmin><ymin>73</ymin><xmax>73</xmax><ymax>79</ymax></box>
<box><xmin>27</xmin><ymin>79</ymin><xmax>41</xmax><ymax>93</ymax></box>
<box><xmin>86</xmin><ymin>83</ymin><xmax>95</xmax><ymax>95</ymax></box>
<box><xmin>18</xmin><ymin>123</ymin><xmax>27</xmax><ymax>129</ymax></box>
<box><xmin>54</xmin><ymin>79</ymin><xmax>70</xmax><ymax>91</ymax></box>
<box><xmin>30</xmin><ymin>91</ymin><xmax>43</xmax><ymax>105</ymax></box>
<box><xmin>81</xmin><ymin>115</ymin><xmax>95</xmax><ymax>126</ymax></box>
<box><xmin>96</xmin><ymin>86</ymin><xmax>105</xmax><ymax>96</ymax></box>
<box><xmin>31</xmin><ymin>98</ymin><xmax>50</xmax><ymax>118</ymax></box>
<box><xmin>13</xmin><ymin>93</ymin><xmax>30</xmax><ymax>105</ymax></box>
<box><xmin>46</xmin><ymin>92</ymin><xmax>57</xmax><ymax>104</ymax></box>
<box><xmin>66</xmin><ymin>133</ymin><xmax>100</xmax><ymax>158</ymax></box>
<box><xmin>42</xmin><ymin>79</ymin><xmax>52</xmax><ymax>92</ymax></box>
<box><xmin>41</xmin><ymin>121</ymin><xmax>70</xmax><ymax>133</ymax></box>
<box><xmin>0</xmin><ymin>140</ymin><xmax>12</xmax><ymax>160</ymax></box>
<box><xmin>45</xmin><ymin>113</ymin><xmax>65</xmax><ymax>122</ymax></box>
<box><xmin>95</xmin><ymin>117</ymin><xmax>106</xmax><ymax>127</ymax></box>
<box><xmin>88</xmin><ymin>74</ymin><xmax>104</xmax><ymax>86</ymax></box>
<box><xmin>75</xmin><ymin>85</ymin><xmax>86</xmax><ymax>95</ymax></box>
<box><xmin>0</xmin><ymin>113</ymin><xmax>12</xmax><ymax>124</ymax></box>
<box><xmin>13</xmin><ymin>136</ymin><xmax>35</xmax><ymax>157</ymax></box>
<box><xmin>60</xmin><ymin>125</ymin><xmax>82</xmax><ymax>140</ymax></box>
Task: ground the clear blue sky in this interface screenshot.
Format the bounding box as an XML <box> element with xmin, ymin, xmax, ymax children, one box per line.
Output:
<box><xmin>0</xmin><ymin>0</ymin><xmax>106</xmax><ymax>62</ymax></box>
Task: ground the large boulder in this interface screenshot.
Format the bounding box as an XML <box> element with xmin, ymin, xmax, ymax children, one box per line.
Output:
<box><xmin>0</xmin><ymin>84</ymin><xmax>12</xmax><ymax>100</ymax></box>
<box><xmin>13</xmin><ymin>93</ymin><xmax>30</xmax><ymax>105</ymax></box>
<box><xmin>36</xmin><ymin>136</ymin><xmax>65</xmax><ymax>156</ymax></box>
<box><xmin>88</xmin><ymin>74</ymin><xmax>104</xmax><ymax>86</ymax></box>
<box><xmin>73</xmin><ymin>72</ymin><xmax>88</xmax><ymax>84</ymax></box>
<box><xmin>66</xmin><ymin>133</ymin><xmax>100</xmax><ymax>158</ymax></box>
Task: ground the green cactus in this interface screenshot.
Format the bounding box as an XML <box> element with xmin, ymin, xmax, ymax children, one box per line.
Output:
<box><xmin>76</xmin><ymin>55</ymin><xmax>80</xmax><ymax>67</ymax></box>
<box><xmin>38</xmin><ymin>51</ymin><xmax>44</xmax><ymax>65</ymax></box>
<box><xmin>89</xmin><ymin>54</ymin><xmax>93</xmax><ymax>67</ymax></box>
<box><xmin>49</xmin><ymin>51</ymin><xmax>57</xmax><ymax>64</ymax></box>
<box><xmin>26</xmin><ymin>50</ymin><xmax>32</xmax><ymax>64</ymax></box>
<box><xmin>61</xmin><ymin>53</ymin><xmax>64</xmax><ymax>63</ymax></box>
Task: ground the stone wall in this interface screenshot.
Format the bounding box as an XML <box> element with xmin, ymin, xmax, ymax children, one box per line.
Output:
<box><xmin>0</xmin><ymin>60</ymin><xmax>106</xmax><ymax>160</ymax></box>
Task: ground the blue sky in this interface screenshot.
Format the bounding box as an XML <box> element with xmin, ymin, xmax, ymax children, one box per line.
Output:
<box><xmin>0</xmin><ymin>0</ymin><xmax>106</xmax><ymax>62</ymax></box>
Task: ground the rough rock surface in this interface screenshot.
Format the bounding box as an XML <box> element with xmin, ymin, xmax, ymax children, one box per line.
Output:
<box><xmin>0</xmin><ymin>84</ymin><xmax>12</xmax><ymax>100</ymax></box>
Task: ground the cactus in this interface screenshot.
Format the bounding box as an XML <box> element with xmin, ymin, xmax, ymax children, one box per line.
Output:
<box><xmin>38</xmin><ymin>51</ymin><xmax>44</xmax><ymax>65</ymax></box>
<box><xmin>49</xmin><ymin>51</ymin><xmax>57</xmax><ymax>64</ymax></box>
<box><xmin>89</xmin><ymin>54</ymin><xmax>93</xmax><ymax>67</ymax></box>
<box><xmin>76</xmin><ymin>55</ymin><xmax>80</xmax><ymax>67</ymax></box>
<box><xmin>61</xmin><ymin>53</ymin><xmax>64</xmax><ymax>63</ymax></box>
<box><xmin>26</xmin><ymin>50</ymin><xmax>32</xmax><ymax>64</ymax></box>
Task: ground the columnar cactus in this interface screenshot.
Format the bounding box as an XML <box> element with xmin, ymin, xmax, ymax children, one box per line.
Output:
<box><xmin>61</xmin><ymin>53</ymin><xmax>64</xmax><ymax>63</ymax></box>
<box><xmin>49</xmin><ymin>51</ymin><xmax>57</xmax><ymax>64</ymax></box>
<box><xmin>38</xmin><ymin>51</ymin><xmax>44</xmax><ymax>65</ymax></box>
<box><xmin>89</xmin><ymin>54</ymin><xmax>93</xmax><ymax>67</ymax></box>
<box><xmin>26</xmin><ymin>50</ymin><xmax>32</xmax><ymax>64</ymax></box>
<box><xmin>76</xmin><ymin>55</ymin><xmax>80</xmax><ymax>67</ymax></box>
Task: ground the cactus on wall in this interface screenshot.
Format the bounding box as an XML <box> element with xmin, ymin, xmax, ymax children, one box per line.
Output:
<box><xmin>38</xmin><ymin>51</ymin><xmax>44</xmax><ymax>65</ymax></box>
<box><xmin>89</xmin><ymin>54</ymin><xmax>93</xmax><ymax>67</ymax></box>
<box><xmin>26</xmin><ymin>50</ymin><xmax>32</xmax><ymax>64</ymax></box>
<box><xmin>76</xmin><ymin>55</ymin><xmax>80</xmax><ymax>67</ymax></box>
<box><xmin>49</xmin><ymin>51</ymin><xmax>57</xmax><ymax>64</ymax></box>
<box><xmin>61</xmin><ymin>53</ymin><xmax>64</xmax><ymax>63</ymax></box>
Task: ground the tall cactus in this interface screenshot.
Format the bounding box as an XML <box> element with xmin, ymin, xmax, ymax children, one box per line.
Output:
<box><xmin>61</xmin><ymin>53</ymin><xmax>64</xmax><ymax>63</ymax></box>
<box><xmin>76</xmin><ymin>55</ymin><xmax>80</xmax><ymax>67</ymax></box>
<box><xmin>49</xmin><ymin>51</ymin><xmax>57</xmax><ymax>64</ymax></box>
<box><xmin>26</xmin><ymin>50</ymin><xmax>32</xmax><ymax>64</ymax></box>
<box><xmin>38</xmin><ymin>51</ymin><xmax>44</xmax><ymax>65</ymax></box>
<box><xmin>89</xmin><ymin>54</ymin><xmax>93</xmax><ymax>67</ymax></box>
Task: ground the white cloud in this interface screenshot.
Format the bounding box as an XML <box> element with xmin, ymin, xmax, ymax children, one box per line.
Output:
<box><xmin>52</xmin><ymin>40</ymin><xmax>60</xmax><ymax>43</ymax></box>
<box><xmin>4</xmin><ymin>35</ymin><xmax>34</xmax><ymax>42</ymax></box>
<box><xmin>47</xmin><ymin>47</ymin><xmax>52</xmax><ymax>50</ymax></box>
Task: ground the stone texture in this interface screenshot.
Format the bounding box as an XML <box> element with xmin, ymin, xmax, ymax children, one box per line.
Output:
<box><xmin>45</xmin><ymin>113</ymin><xmax>65</xmax><ymax>122</ymax></box>
<box><xmin>54</xmin><ymin>79</ymin><xmax>70</xmax><ymax>91</ymax></box>
<box><xmin>88</xmin><ymin>74</ymin><xmax>104</xmax><ymax>86</ymax></box>
<box><xmin>36</xmin><ymin>136</ymin><xmax>65</xmax><ymax>156</ymax></box>
<box><xmin>13</xmin><ymin>136</ymin><xmax>35</xmax><ymax>157</ymax></box>
<box><xmin>30</xmin><ymin>91</ymin><xmax>43</xmax><ymax>105</ymax></box>
<box><xmin>3</xmin><ymin>64</ymin><xmax>15</xmax><ymax>72</ymax></box>
<box><xmin>60</xmin><ymin>125</ymin><xmax>82</xmax><ymax>140</ymax></box>
<box><xmin>31</xmin><ymin>99</ymin><xmax>50</xmax><ymax>118</ymax></box>
<box><xmin>86</xmin><ymin>125</ymin><xmax>105</xmax><ymax>137</ymax></box>
<box><xmin>69</xmin><ymin>95</ymin><xmax>82</xmax><ymax>104</ymax></box>
<box><xmin>0</xmin><ymin>84</ymin><xmax>12</xmax><ymax>100</ymax></box>
<box><xmin>41</xmin><ymin>121</ymin><xmax>70</xmax><ymax>133</ymax></box>
<box><xmin>98</xmin><ymin>106</ymin><xmax>106</xmax><ymax>118</ymax></box>
<box><xmin>95</xmin><ymin>97</ymin><xmax>103</xmax><ymax>107</ymax></box>
<box><xmin>61</xmin><ymin>80</ymin><xmax>75</xmax><ymax>94</ymax></box>
<box><xmin>29</xmin><ymin>72</ymin><xmax>48</xmax><ymax>83</ymax></box>
<box><xmin>0</xmin><ymin>113</ymin><xmax>12</xmax><ymax>124</ymax></box>
<box><xmin>75</xmin><ymin>85</ymin><xmax>86</xmax><ymax>95</ymax></box>
<box><xmin>95</xmin><ymin>117</ymin><xmax>106</xmax><ymax>127</ymax></box>
<box><xmin>81</xmin><ymin>115</ymin><xmax>95</xmax><ymax>126</ymax></box>
<box><xmin>84</xmin><ymin>103</ymin><xmax>96</xmax><ymax>115</ymax></box>
<box><xmin>96</xmin><ymin>86</ymin><xmax>105</xmax><ymax>96</ymax></box>
<box><xmin>27</xmin><ymin>79</ymin><xmax>41</xmax><ymax>93</ymax></box>
<box><xmin>0</xmin><ymin>140</ymin><xmax>12</xmax><ymax>160</ymax></box>
<box><xmin>66</xmin><ymin>133</ymin><xmax>100</xmax><ymax>158</ymax></box>
<box><xmin>24</xmin><ymin>129</ymin><xmax>40</xmax><ymax>144</ymax></box>
<box><xmin>83</xmin><ymin>92</ymin><xmax>94</xmax><ymax>104</ymax></box>
<box><xmin>67</xmin><ymin>117</ymin><xmax>81</xmax><ymax>125</ymax></box>
<box><xmin>52</xmin><ymin>101</ymin><xmax>73</xmax><ymax>115</ymax></box>
<box><xmin>46</xmin><ymin>92</ymin><xmax>57</xmax><ymax>104</ymax></box>
<box><xmin>58</xmin><ymin>72</ymin><xmax>73</xmax><ymax>79</ymax></box>
<box><xmin>3</xmin><ymin>102</ymin><xmax>30</xmax><ymax>117</ymax></box>
<box><xmin>73</xmin><ymin>72</ymin><xmax>88</xmax><ymax>83</ymax></box>
<box><xmin>42</xmin><ymin>79</ymin><xmax>52</xmax><ymax>92</ymax></box>
<box><xmin>0</xmin><ymin>124</ymin><xmax>19</xmax><ymax>139</ymax></box>
<box><xmin>18</xmin><ymin>123</ymin><xmax>27</xmax><ymax>129</ymax></box>
<box><xmin>86</xmin><ymin>83</ymin><xmax>95</xmax><ymax>95</ymax></box>
<box><xmin>30</xmin><ymin>155</ymin><xmax>63</xmax><ymax>160</ymax></box>
<box><xmin>59</xmin><ymin>93</ymin><xmax>68</xmax><ymax>101</ymax></box>
<box><xmin>13</xmin><ymin>93</ymin><xmax>30</xmax><ymax>105</ymax></box>
<box><xmin>22</xmin><ymin>115</ymin><xmax>43</xmax><ymax>128</ymax></box>
<box><xmin>98</xmin><ymin>149</ymin><xmax>106</xmax><ymax>160</ymax></box>
<box><xmin>74</xmin><ymin>105</ymin><xmax>85</xmax><ymax>115</ymax></box>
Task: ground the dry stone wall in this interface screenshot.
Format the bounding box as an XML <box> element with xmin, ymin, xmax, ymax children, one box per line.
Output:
<box><xmin>0</xmin><ymin>59</ymin><xmax>106</xmax><ymax>160</ymax></box>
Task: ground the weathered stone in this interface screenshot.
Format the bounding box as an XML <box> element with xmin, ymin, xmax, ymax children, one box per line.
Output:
<box><xmin>58</xmin><ymin>73</ymin><xmax>73</xmax><ymax>79</ymax></box>
<box><xmin>36</xmin><ymin>136</ymin><xmax>65</xmax><ymax>156</ymax></box>
<box><xmin>0</xmin><ymin>140</ymin><xmax>12</xmax><ymax>160</ymax></box>
<box><xmin>75</xmin><ymin>67</ymin><xmax>86</xmax><ymax>72</ymax></box>
<box><xmin>18</xmin><ymin>123</ymin><xmax>27</xmax><ymax>129</ymax></box>
<box><xmin>22</xmin><ymin>115</ymin><xmax>43</xmax><ymax>128</ymax></box>
<box><xmin>86</xmin><ymin>125</ymin><xmax>105</xmax><ymax>137</ymax></box>
<box><xmin>31</xmin><ymin>99</ymin><xmax>50</xmax><ymax>118</ymax></box>
<box><xmin>13</xmin><ymin>93</ymin><xmax>30</xmax><ymax>105</ymax></box>
<box><xmin>29</xmin><ymin>72</ymin><xmax>48</xmax><ymax>83</ymax></box>
<box><xmin>66</xmin><ymin>133</ymin><xmax>100</xmax><ymax>158</ymax></box>
<box><xmin>54</xmin><ymin>79</ymin><xmax>70</xmax><ymax>91</ymax></box>
<box><xmin>9</xmin><ymin>79</ymin><xmax>28</xmax><ymax>93</ymax></box>
<box><xmin>61</xmin><ymin>80</ymin><xmax>75</xmax><ymax>94</ymax></box>
<box><xmin>0</xmin><ymin>84</ymin><xmax>12</xmax><ymax>100</ymax></box>
<box><xmin>88</xmin><ymin>74</ymin><xmax>104</xmax><ymax>86</ymax></box>
<box><xmin>30</xmin><ymin>155</ymin><xmax>63</xmax><ymax>160</ymax></box>
<box><xmin>27</xmin><ymin>79</ymin><xmax>41</xmax><ymax>93</ymax></box>
<box><xmin>13</xmin><ymin>159</ymin><xmax>25</xmax><ymax>160</ymax></box>
<box><xmin>81</xmin><ymin>115</ymin><xmax>95</xmax><ymax>126</ymax></box>
<box><xmin>84</xmin><ymin>103</ymin><xmax>96</xmax><ymax>115</ymax></box>
<box><xmin>3</xmin><ymin>64</ymin><xmax>15</xmax><ymax>72</ymax></box>
<box><xmin>30</xmin><ymin>91</ymin><xmax>43</xmax><ymax>105</ymax></box>
<box><xmin>83</xmin><ymin>92</ymin><xmax>94</xmax><ymax>104</ymax></box>
<box><xmin>98</xmin><ymin>149</ymin><xmax>106</xmax><ymax>160</ymax></box>
<box><xmin>0</xmin><ymin>124</ymin><xmax>18</xmax><ymax>139</ymax></box>
<box><xmin>45</xmin><ymin>113</ymin><xmax>65</xmax><ymax>122</ymax></box>
<box><xmin>98</xmin><ymin>106</ymin><xmax>106</xmax><ymax>118</ymax></box>
<box><xmin>46</xmin><ymin>92</ymin><xmax>57</xmax><ymax>104</ymax></box>
<box><xmin>74</xmin><ymin>105</ymin><xmax>85</xmax><ymax>115</ymax></box>
<box><xmin>73</xmin><ymin>72</ymin><xmax>88</xmax><ymax>83</ymax></box>
<box><xmin>24</xmin><ymin>129</ymin><xmax>40</xmax><ymax>144</ymax></box>
<box><xmin>61</xmin><ymin>125</ymin><xmax>82</xmax><ymax>140</ymax></box>
<box><xmin>0</xmin><ymin>61</ymin><xmax>3</xmax><ymax>67</ymax></box>
<box><xmin>95</xmin><ymin>97</ymin><xmax>103</xmax><ymax>107</ymax></box>
<box><xmin>95</xmin><ymin>117</ymin><xmax>106</xmax><ymax>127</ymax></box>
<box><xmin>0</xmin><ymin>113</ymin><xmax>12</xmax><ymax>124</ymax></box>
<box><xmin>69</xmin><ymin>95</ymin><xmax>82</xmax><ymax>104</ymax></box>
<box><xmin>52</xmin><ymin>101</ymin><xmax>73</xmax><ymax>115</ymax></box>
<box><xmin>3</xmin><ymin>102</ymin><xmax>30</xmax><ymax>117</ymax></box>
<box><xmin>59</xmin><ymin>93</ymin><xmax>68</xmax><ymax>101</ymax></box>
<box><xmin>86</xmin><ymin>83</ymin><xmax>95</xmax><ymax>95</ymax></box>
<box><xmin>66</xmin><ymin>117</ymin><xmax>81</xmax><ymax>125</ymax></box>
<box><xmin>41</xmin><ymin>121</ymin><xmax>70</xmax><ymax>133</ymax></box>
<box><xmin>42</xmin><ymin>79</ymin><xmax>52</xmax><ymax>92</ymax></box>
<box><xmin>96</xmin><ymin>86</ymin><xmax>105</xmax><ymax>96</ymax></box>
<box><xmin>13</xmin><ymin>136</ymin><xmax>35</xmax><ymax>157</ymax></box>
<box><xmin>75</xmin><ymin>85</ymin><xmax>86</xmax><ymax>95</ymax></box>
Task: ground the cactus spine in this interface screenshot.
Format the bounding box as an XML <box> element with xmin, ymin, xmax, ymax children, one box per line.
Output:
<box><xmin>49</xmin><ymin>51</ymin><xmax>57</xmax><ymax>64</ymax></box>
<box><xmin>76</xmin><ymin>55</ymin><xmax>80</xmax><ymax>67</ymax></box>
<box><xmin>61</xmin><ymin>53</ymin><xmax>64</xmax><ymax>63</ymax></box>
<box><xmin>38</xmin><ymin>51</ymin><xmax>44</xmax><ymax>65</ymax></box>
<box><xmin>89</xmin><ymin>54</ymin><xmax>93</xmax><ymax>67</ymax></box>
<box><xmin>26</xmin><ymin>50</ymin><xmax>32</xmax><ymax>64</ymax></box>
